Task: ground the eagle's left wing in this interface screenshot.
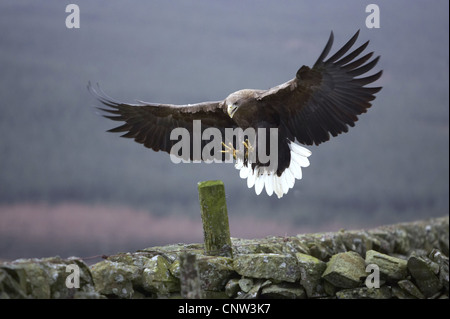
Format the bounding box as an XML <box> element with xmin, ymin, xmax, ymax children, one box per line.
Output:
<box><xmin>257</xmin><ymin>30</ymin><xmax>382</xmax><ymax>146</ymax></box>
<box><xmin>89</xmin><ymin>83</ymin><xmax>234</xmax><ymax>160</ymax></box>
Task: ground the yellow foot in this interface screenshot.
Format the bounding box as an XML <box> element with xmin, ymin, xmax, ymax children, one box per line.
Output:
<box><xmin>243</xmin><ymin>139</ymin><xmax>254</xmax><ymax>158</ymax></box>
<box><xmin>221</xmin><ymin>141</ymin><xmax>238</xmax><ymax>159</ymax></box>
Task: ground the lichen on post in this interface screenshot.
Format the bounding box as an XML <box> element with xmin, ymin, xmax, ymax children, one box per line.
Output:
<box><xmin>198</xmin><ymin>180</ymin><xmax>233</xmax><ymax>258</ymax></box>
<box><xmin>179</xmin><ymin>253</ymin><xmax>201</xmax><ymax>299</ymax></box>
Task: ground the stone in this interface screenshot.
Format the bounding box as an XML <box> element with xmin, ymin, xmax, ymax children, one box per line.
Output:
<box><xmin>429</xmin><ymin>249</ymin><xmax>449</xmax><ymax>292</ymax></box>
<box><xmin>233</xmin><ymin>253</ymin><xmax>300</xmax><ymax>282</ymax></box>
<box><xmin>306</xmin><ymin>242</ymin><xmax>333</xmax><ymax>261</ymax></box>
<box><xmin>225</xmin><ymin>278</ymin><xmax>240</xmax><ymax>297</ymax></box>
<box><xmin>201</xmin><ymin>290</ymin><xmax>229</xmax><ymax>299</ymax></box>
<box><xmin>0</xmin><ymin>268</ymin><xmax>28</xmax><ymax>299</ymax></box>
<box><xmin>230</xmin><ymin>238</ymin><xmax>261</xmax><ymax>255</ymax></box>
<box><xmin>340</xmin><ymin>231</ymin><xmax>374</xmax><ymax>257</ymax></box>
<box><xmin>336</xmin><ymin>286</ymin><xmax>392</xmax><ymax>299</ymax></box>
<box><xmin>141</xmin><ymin>255</ymin><xmax>179</xmax><ymax>295</ymax></box>
<box><xmin>392</xmin><ymin>229</ymin><xmax>411</xmax><ymax>255</ymax></box>
<box><xmin>295</xmin><ymin>253</ymin><xmax>327</xmax><ymax>297</ymax></box>
<box><xmin>107</xmin><ymin>252</ymin><xmax>150</xmax><ymax>267</ymax></box>
<box><xmin>231</xmin><ymin>237</ymin><xmax>305</xmax><ymax>255</ymax></box>
<box><xmin>235</xmin><ymin>279</ymin><xmax>270</xmax><ymax>299</ymax></box>
<box><xmin>260</xmin><ymin>282</ymin><xmax>306</xmax><ymax>299</ymax></box>
<box><xmin>196</xmin><ymin>256</ymin><xmax>235</xmax><ymax>291</ymax></box>
<box><xmin>391</xmin><ymin>285</ymin><xmax>415</xmax><ymax>299</ymax></box>
<box><xmin>8</xmin><ymin>260</ymin><xmax>50</xmax><ymax>298</ymax></box>
<box><xmin>397</xmin><ymin>279</ymin><xmax>425</xmax><ymax>299</ymax></box>
<box><xmin>253</xmin><ymin>242</ymin><xmax>284</xmax><ymax>254</ymax></box>
<box><xmin>281</xmin><ymin>237</ymin><xmax>310</xmax><ymax>255</ymax></box>
<box><xmin>91</xmin><ymin>252</ymin><xmax>181</xmax><ymax>298</ymax></box>
<box><xmin>238</xmin><ymin>278</ymin><xmax>254</xmax><ymax>293</ymax></box>
<box><xmin>169</xmin><ymin>260</ymin><xmax>181</xmax><ymax>278</ymax></box>
<box><xmin>323</xmin><ymin>279</ymin><xmax>336</xmax><ymax>296</ymax></box>
<box><xmin>1</xmin><ymin>257</ymin><xmax>99</xmax><ymax>299</ymax></box>
<box><xmin>91</xmin><ymin>260</ymin><xmax>139</xmax><ymax>298</ymax></box>
<box><xmin>322</xmin><ymin>251</ymin><xmax>366</xmax><ymax>288</ymax></box>
<box><xmin>140</xmin><ymin>244</ymin><xmax>204</xmax><ymax>263</ymax></box>
<box><xmin>318</xmin><ymin>232</ymin><xmax>348</xmax><ymax>255</ymax></box>
<box><xmin>439</xmin><ymin>236</ymin><xmax>449</xmax><ymax>257</ymax></box>
<box><xmin>179</xmin><ymin>253</ymin><xmax>201</xmax><ymax>299</ymax></box>
<box><xmin>407</xmin><ymin>256</ymin><xmax>443</xmax><ymax>298</ymax></box>
<box><xmin>365</xmin><ymin>250</ymin><xmax>408</xmax><ymax>280</ymax></box>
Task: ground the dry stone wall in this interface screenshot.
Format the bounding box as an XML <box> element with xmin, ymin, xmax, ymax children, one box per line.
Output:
<box><xmin>0</xmin><ymin>216</ymin><xmax>448</xmax><ymax>299</ymax></box>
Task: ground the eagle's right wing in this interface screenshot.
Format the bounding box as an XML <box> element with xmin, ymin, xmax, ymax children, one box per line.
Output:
<box><xmin>257</xmin><ymin>30</ymin><xmax>382</xmax><ymax>146</ymax></box>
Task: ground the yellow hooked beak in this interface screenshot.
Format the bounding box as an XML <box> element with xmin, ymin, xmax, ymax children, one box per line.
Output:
<box><xmin>227</xmin><ymin>104</ymin><xmax>238</xmax><ymax>118</ymax></box>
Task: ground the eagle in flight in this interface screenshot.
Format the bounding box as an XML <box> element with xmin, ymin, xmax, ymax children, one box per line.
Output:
<box><xmin>90</xmin><ymin>30</ymin><xmax>382</xmax><ymax>198</ymax></box>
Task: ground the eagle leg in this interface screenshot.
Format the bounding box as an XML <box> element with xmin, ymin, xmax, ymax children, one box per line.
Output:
<box><xmin>221</xmin><ymin>141</ymin><xmax>239</xmax><ymax>160</ymax></box>
<box><xmin>242</xmin><ymin>139</ymin><xmax>254</xmax><ymax>158</ymax></box>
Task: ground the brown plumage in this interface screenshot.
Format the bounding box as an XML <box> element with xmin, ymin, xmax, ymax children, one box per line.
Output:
<box><xmin>89</xmin><ymin>30</ymin><xmax>382</xmax><ymax>198</ymax></box>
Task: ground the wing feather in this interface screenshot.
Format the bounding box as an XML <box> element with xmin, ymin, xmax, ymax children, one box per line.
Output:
<box><xmin>88</xmin><ymin>82</ymin><xmax>234</xmax><ymax>159</ymax></box>
<box><xmin>335</xmin><ymin>41</ymin><xmax>369</xmax><ymax>66</ymax></box>
<box><xmin>341</xmin><ymin>52</ymin><xmax>373</xmax><ymax>70</ymax></box>
<box><xmin>258</xmin><ymin>30</ymin><xmax>382</xmax><ymax>146</ymax></box>
<box><xmin>323</xmin><ymin>30</ymin><xmax>360</xmax><ymax>64</ymax></box>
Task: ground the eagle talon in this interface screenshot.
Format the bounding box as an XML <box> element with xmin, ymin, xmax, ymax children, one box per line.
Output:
<box><xmin>221</xmin><ymin>141</ymin><xmax>239</xmax><ymax>159</ymax></box>
<box><xmin>242</xmin><ymin>139</ymin><xmax>254</xmax><ymax>158</ymax></box>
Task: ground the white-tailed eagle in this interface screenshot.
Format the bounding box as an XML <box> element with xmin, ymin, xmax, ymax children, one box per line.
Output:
<box><xmin>89</xmin><ymin>30</ymin><xmax>382</xmax><ymax>198</ymax></box>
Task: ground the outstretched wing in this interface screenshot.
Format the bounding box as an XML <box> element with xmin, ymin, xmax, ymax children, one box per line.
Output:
<box><xmin>257</xmin><ymin>30</ymin><xmax>382</xmax><ymax>146</ymax></box>
<box><xmin>89</xmin><ymin>83</ymin><xmax>234</xmax><ymax>160</ymax></box>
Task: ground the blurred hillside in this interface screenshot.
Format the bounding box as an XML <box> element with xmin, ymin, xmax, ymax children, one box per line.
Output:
<box><xmin>0</xmin><ymin>1</ymin><xmax>448</xmax><ymax>260</ymax></box>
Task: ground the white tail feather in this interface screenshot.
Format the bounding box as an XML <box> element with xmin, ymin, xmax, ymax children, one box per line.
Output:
<box><xmin>247</xmin><ymin>169</ymin><xmax>256</xmax><ymax>188</ymax></box>
<box><xmin>235</xmin><ymin>141</ymin><xmax>311</xmax><ymax>198</ymax></box>
<box><xmin>255</xmin><ymin>175</ymin><xmax>265</xmax><ymax>195</ymax></box>
<box><xmin>264</xmin><ymin>174</ymin><xmax>274</xmax><ymax>196</ymax></box>
<box><xmin>273</xmin><ymin>175</ymin><xmax>283</xmax><ymax>198</ymax></box>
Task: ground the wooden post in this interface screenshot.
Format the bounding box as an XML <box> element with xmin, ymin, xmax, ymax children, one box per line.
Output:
<box><xmin>179</xmin><ymin>253</ymin><xmax>201</xmax><ymax>299</ymax></box>
<box><xmin>197</xmin><ymin>180</ymin><xmax>233</xmax><ymax>258</ymax></box>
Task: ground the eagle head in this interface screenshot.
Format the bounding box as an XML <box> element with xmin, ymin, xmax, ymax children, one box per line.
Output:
<box><xmin>226</xmin><ymin>101</ymin><xmax>239</xmax><ymax>118</ymax></box>
<box><xmin>225</xmin><ymin>89</ymin><xmax>255</xmax><ymax>118</ymax></box>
